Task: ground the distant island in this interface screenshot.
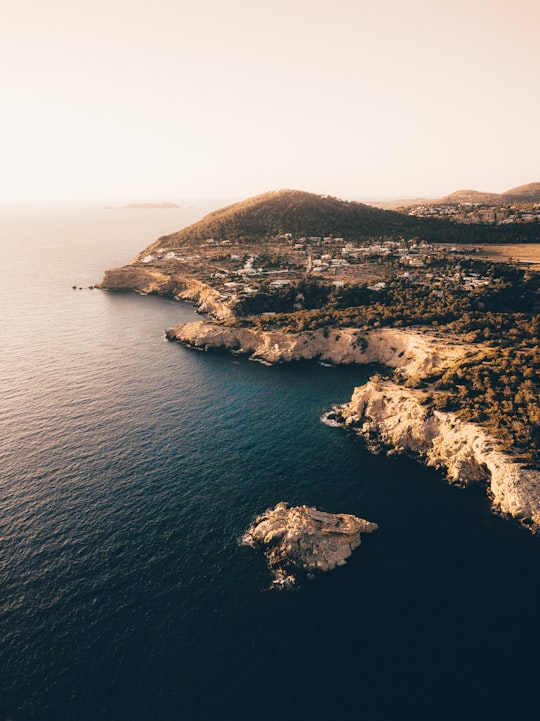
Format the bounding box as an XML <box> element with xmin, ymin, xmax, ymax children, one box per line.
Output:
<box><xmin>105</xmin><ymin>202</ymin><xmax>179</xmax><ymax>209</ymax></box>
<box><xmin>99</xmin><ymin>188</ymin><xmax>540</xmax><ymax>532</ymax></box>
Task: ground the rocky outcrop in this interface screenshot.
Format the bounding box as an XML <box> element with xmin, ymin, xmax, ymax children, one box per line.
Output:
<box><xmin>167</xmin><ymin>320</ymin><xmax>467</xmax><ymax>375</ymax></box>
<box><xmin>98</xmin><ymin>266</ymin><xmax>234</xmax><ymax>320</ymax></box>
<box><xmin>99</xmin><ymin>266</ymin><xmax>177</xmax><ymax>294</ymax></box>
<box><xmin>331</xmin><ymin>380</ymin><xmax>540</xmax><ymax>529</ymax></box>
<box><xmin>242</xmin><ymin>502</ymin><xmax>378</xmax><ymax>588</ymax></box>
<box><xmin>172</xmin><ymin>279</ymin><xmax>234</xmax><ymax>320</ymax></box>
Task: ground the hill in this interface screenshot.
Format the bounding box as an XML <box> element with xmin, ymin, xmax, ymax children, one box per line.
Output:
<box><xmin>501</xmin><ymin>182</ymin><xmax>540</xmax><ymax>203</ymax></box>
<box><xmin>151</xmin><ymin>190</ymin><xmax>419</xmax><ymax>249</ymax></box>
<box><xmin>369</xmin><ymin>182</ymin><xmax>540</xmax><ymax>209</ymax></box>
<box><xmin>439</xmin><ymin>189</ymin><xmax>501</xmax><ymax>204</ymax></box>
<box><xmin>432</xmin><ymin>182</ymin><xmax>540</xmax><ymax>206</ymax></box>
<box><xmin>148</xmin><ymin>189</ymin><xmax>539</xmax><ymax>252</ymax></box>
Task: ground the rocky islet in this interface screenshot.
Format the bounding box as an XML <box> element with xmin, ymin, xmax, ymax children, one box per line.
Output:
<box><xmin>241</xmin><ymin>502</ymin><xmax>378</xmax><ymax>588</ymax></box>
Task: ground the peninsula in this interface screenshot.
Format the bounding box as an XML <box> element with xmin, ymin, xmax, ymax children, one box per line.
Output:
<box><xmin>99</xmin><ymin>189</ymin><xmax>540</xmax><ymax>531</ymax></box>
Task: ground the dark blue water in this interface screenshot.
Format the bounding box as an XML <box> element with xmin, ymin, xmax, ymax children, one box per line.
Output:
<box><xmin>1</xmin><ymin>206</ymin><xmax>539</xmax><ymax>721</ymax></box>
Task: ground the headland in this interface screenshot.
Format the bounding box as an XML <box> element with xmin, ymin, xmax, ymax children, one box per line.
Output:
<box><xmin>99</xmin><ymin>189</ymin><xmax>540</xmax><ymax>531</ymax></box>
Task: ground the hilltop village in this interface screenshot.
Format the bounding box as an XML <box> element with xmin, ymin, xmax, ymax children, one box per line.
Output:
<box><xmin>138</xmin><ymin>233</ymin><xmax>499</xmax><ymax>314</ymax></box>
<box><xmin>131</xmin><ymin>186</ymin><xmax>540</xmax><ymax>320</ymax></box>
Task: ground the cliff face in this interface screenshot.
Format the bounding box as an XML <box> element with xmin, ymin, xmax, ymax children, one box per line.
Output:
<box><xmin>335</xmin><ymin>380</ymin><xmax>540</xmax><ymax>529</ymax></box>
<box><xmin>98</xmin><ymin>266</ymin><xmax>234</xmax><ymax>320</ymax></box>
<box><xmin>168</xmin><ymin>320</ymin><xmax>540</xmax><ymax>530</ymax></box>
<box><xmin>166</xmin><ymin>320</ymin><xmax>467</xmax><ymax>375</ymax></box>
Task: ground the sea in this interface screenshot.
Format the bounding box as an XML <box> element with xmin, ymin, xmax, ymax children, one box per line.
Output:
<box><xmin>1</xmin><ymin>203</ymin><xmax>539</xmax><ymax>721</ymax></box>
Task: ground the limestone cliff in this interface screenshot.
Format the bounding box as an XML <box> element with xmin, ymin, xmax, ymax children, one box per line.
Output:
<box><xmin>332</xmin><ymin>380</ymin><xmax>540</xmax><ymax>529</ymax></box>
<box><xmin>242</xmin><ymin>502</ymin><xmax>378</xmax><ymax>588</ymax></box>
<box><xmin>166</xmin><ymin>320</ymin><xmax>467</xmax><ymax>375</ymax></box>
<box><xmin>98</xmin><ymin>266</ymin><xmax>234</xmax><ymax>320</ymax></box>
<box><xmin>169</xmin><ymin>320</ymin><xmax>540</xmax><ymax>531</ymax></box>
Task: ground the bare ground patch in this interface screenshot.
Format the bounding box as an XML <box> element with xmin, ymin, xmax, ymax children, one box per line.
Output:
<box><xmin>475</xmin><ymin>244</ymin><xmax>540</xmax><ymax>266</ymax></box>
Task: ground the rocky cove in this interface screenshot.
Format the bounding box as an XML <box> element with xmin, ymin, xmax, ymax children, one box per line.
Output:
<box><xmin>167</xmin><ymin>318</ymin><xmax>540</xmax><ymax>531</ymax></box>
<box><xmin>97</xmin><ymin>261</ymin><xmax>540</xmax><ymax>532</ymax></box>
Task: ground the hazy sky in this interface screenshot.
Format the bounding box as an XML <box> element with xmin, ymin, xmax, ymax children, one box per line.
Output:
<box><xmin>2</xmin><ymin>0</ymin><xmax>539</xmax><ymax>202</ymax></box>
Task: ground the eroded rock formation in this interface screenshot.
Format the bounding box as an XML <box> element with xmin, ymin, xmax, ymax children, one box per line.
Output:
<box><xmin>241</xmin><ymin>502</ymin><xmax>378</xmax><ymax>588</ymax></box>
<box><xmin>332</xmin><ymin>380</ymin><xmax>540</xmax><ymax>529</ymax></box>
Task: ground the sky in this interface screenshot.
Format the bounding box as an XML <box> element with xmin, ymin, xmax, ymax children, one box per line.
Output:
<box><xmin>1</xmin><ymin>0</ymin><xmax>539</xmax><ymax>203</ymax></box>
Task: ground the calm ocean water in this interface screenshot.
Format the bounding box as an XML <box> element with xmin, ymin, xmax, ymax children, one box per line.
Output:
<box><xmin>1</xmin><ymin>204</ymin><xmax>539</xmax><ymax>721</ymax></box>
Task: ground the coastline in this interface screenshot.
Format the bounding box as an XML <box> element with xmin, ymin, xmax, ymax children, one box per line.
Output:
<box><xmin>98</xmin><ymin>265</ymin><xmax>234</xmax><ymax>320</ymax></box>
<box><xmin>165</xmin><ymin>320</ymin><xmax>468</xmax><ymax>374</ymax></box>
<box><xmin>97</xmin><ymin>262</ymin><xmax>540</xmax><ymax>532</ymax></box>
<box><xmin>167</xmin><ymin>318</ymin><xmax>540</xmax><ymax>531</ymax></box>
<box><xmin>329</xmin><ymin>380</ymin><xmax>540</xmax><ymax>530</ymax></box>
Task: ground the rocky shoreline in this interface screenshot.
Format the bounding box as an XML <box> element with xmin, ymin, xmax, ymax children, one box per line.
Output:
<box><xmin>326</xmin><ymin>381</ymin><xmax>540</xmax><ymax>530</ymax></box>
<box><xmin>165</xmin><ymin>320</ymin><xmax>467</xmax><ymax>375</ymax></box>
<box><xmin>97</xmin><ymin>262</ymin><xmax>540</xmax><ymax>532</ymax></box>
<box><xmin>98</xmin><ymin>266</ymin><xmax>234</xmax><ymax>320</ymax></box>
<box><xmin>168</xmin><ymin>319</ymin><xmax>540</xmax><ymax>531</ymax></box>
